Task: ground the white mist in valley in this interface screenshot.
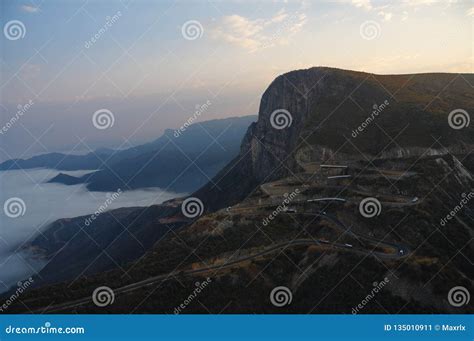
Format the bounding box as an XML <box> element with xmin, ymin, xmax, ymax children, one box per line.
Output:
<box><xmin>0</xmin><ymin>168</ymin><xmax>183</xmax><ymax>293</ymax></box>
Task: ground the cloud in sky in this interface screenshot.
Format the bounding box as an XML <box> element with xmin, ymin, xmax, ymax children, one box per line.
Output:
<box><xmin>211</xmin><ymin>10</ymin><xmax>307</xmax><ymax>52</ymax></box>
<box><xmin>401</xmin><ymin>0</ymin><xmax>460</xmax><ymax>6</ymax></box>
<box><xmin>378</xmin><ymin>11</ymin><xmax>393</xmax><ymax>21</ymax></box>
<box><xmin>402</xmin><ymin>0</ymin><xmax>437</xmax><ymax>5</ymax></box>
<box><xmin>348</xmin><ymin>0</ymin><xmax>466</xmax><ymax>22</ymax></box>
<box><xmin>349</xmin><ymin>0</ymin><xmax>462</xmax><ymax>13</ymax></box>
<box><xmin>401</xmin><ymin>10</ymin><xmax>409</xmax><ymax>21</ymax></box>
<box><xmin>1</xmin><ymin>0</ymin><xmax>471</xmax><ymax>161</ymax></box>
<box><xmin>21</xmin><ymin>4</ymin><xmax>40</xmax><ymax>13</ymax></box>
<box><xmin>351</xmin><ymin>0</ymin><xmax>372</xmax><ymax>11</ymax></box>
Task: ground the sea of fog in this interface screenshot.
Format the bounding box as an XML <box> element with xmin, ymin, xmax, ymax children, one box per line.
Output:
<box><xmin>0</xmin><ymin>168</ymin><xmax>183</xmax><ymax>293</ymax></box>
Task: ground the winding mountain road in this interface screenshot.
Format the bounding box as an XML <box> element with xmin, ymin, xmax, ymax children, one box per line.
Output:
<box><xmin>32</xmin><ymin>209</ymin><xmax>408</xmax><ymax>313</ymax></box>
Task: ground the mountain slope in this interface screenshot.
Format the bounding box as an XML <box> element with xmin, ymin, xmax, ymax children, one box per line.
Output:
<box><xmin>6</xmin><ymin>67</ymin><xmax>473</xmax><ymax>314</ymax></box>
<box><xmin>0</xmin><ymin>149</ymin><xmax>114</xmax><ymax>171</ymax></box>
<box><xmin>7</xmin><ymin>115</ymin><xmax>255</xmax><ymax>193</ymax></box>
<box><xmin>77</xmin><ymin>116</ymin><xmax>256</xmax><ymax>193</ymax></box>
<box><xmin>195</xmin><ymin>67</ymin><xmax>473</xmax><ymax>211</ymax></box>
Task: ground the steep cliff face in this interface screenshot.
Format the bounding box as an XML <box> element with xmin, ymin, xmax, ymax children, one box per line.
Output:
<box><xmin>194</xmin><ymin>69</ymin><xmax>334</xmax><ymax>209</ymax></box>
<box><xmin>245</xmin><ymin>69</ymin><xmax>328</xmax><ymax>181</ymax></box>
<box><xmin>6</xmin><ymin>67</ymin><xmax>473</xmax><ymax>314</ymax></box>
<box><xmin>196</xmin><ymin>67</ymin><xmax>473</xmax><ymax>211</ymax></box>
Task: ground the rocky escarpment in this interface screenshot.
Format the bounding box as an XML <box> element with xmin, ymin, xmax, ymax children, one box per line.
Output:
<box><xmin>196</xmin><ymin>67</ymin><xmax>473</xmax><ymax>211</ymax></box>
<box><xmin>11</xmin><ymin>149</ymin><xmax>473</xmax><ymax>314</ymax></box>
<box><xmin>4</xmin><ymin>67</ymin><xmax>473</xmax><ymax>314</ymax></box>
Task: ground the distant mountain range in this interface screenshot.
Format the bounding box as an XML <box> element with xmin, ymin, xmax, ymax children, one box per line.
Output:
<box><xmin>1</xmin><ymin>115</ymin><xmax>256</xmax><ymax>193</ymax></box>
<box><xmin>0</xmin><ymin>148</ymin><xmax>115</xmax><ymax>171</ymax></box>
<box><xmin>7</xmin><ymin>67</ymin><xmax>473</xmax><ymax>314</ymax></box>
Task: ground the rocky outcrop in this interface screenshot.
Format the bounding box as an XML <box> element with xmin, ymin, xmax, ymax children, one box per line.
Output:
<box><xmin>195</xmin><ymin>67</ymin><xmax>473</xmax><ymax>211</ymax></box>
<box><xmin>6</xmin><ymin>67</ymin><xmax>474</xmax><ymax>313</ymax></box>
<box><xmin>47</xmin><ymin>172</ymin><xmax>83</xmax><ymax>185</ymax></box>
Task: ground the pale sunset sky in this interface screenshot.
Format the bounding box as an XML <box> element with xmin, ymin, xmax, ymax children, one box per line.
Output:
<box><xmin>0</xmin><ymin>0</ymin><xmax>472</xmax><ymax>160</ymax></box>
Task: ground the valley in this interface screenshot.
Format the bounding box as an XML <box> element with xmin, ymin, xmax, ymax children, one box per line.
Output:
<box><xmin>2</xmin><ymin>67</ymin><xmax>472</xmax><ymax>314</ymax></box>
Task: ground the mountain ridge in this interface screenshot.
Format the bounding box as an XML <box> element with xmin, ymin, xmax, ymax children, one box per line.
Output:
<box><xmin>5</xmin><ymin>67</ymin><xmax>473</xmax><ymax>314</ymax></box>
<box><xmin>3</xmin><ymin>115</ymin><xmax>256</xmax><ymax>194</ymax></box>
<box><xmin>194</xmin><ymin>67</ymin><xmax>473</xmax><ymax>211</ymax></box>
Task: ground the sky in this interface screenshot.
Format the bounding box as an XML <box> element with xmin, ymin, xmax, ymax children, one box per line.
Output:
<box><xmin>0</xmin><ymin>0</ymin><xmax>473</xmax><ymax>161</ymax></box>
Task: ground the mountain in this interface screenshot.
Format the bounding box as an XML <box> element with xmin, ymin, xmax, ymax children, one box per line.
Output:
<box><xmin>47</xmin><ymin>172</ymin><xmax>85</xmax><ymax>185</ymax></box>
<box><xmin>71</xmin><ymin>115</ymin><xmax>257</xmax><ymax>193</ymax></box>
<box><xmin>24</xmin><ymin>205</ymin><xmax>188</xmax><ymax>286</ymax></box>
<box><xmin>0</xmin><ymin>149</ymin><xmax>114</xmax><ymax>171</ymax></box>
<box><xmin>6</xmin><ymin>67</ymin><xmax>473</xmax><ymax>314</ymax></box>
<box><xmin>2</xmin><ymin>115</ymin><xmax>256</xmax><ymax>194</ymax></box>
<box><xmin>195</xmin><ymin>67</ymin><xmax>473</xmax><ymax>211</ymax></box>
